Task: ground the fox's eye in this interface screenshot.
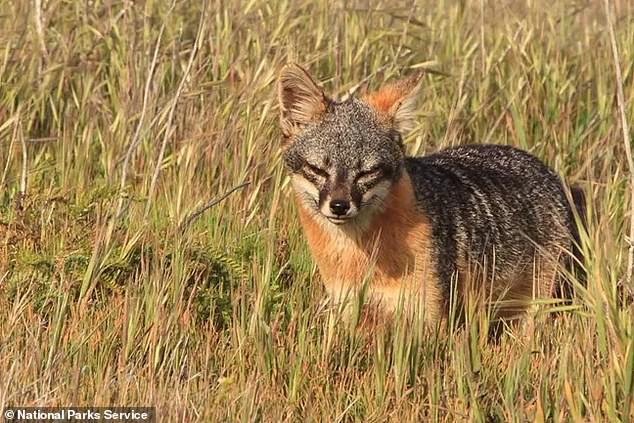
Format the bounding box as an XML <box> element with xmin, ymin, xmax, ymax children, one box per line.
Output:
<box><xmin>304</xmin><ymin>163</ymin><xmax>329</xmax><ymax>179</ymax></box>
<box><xmin>356</xmin><ymin>167</ymin><xmax>383</xmax><ymax>183</ymax></box>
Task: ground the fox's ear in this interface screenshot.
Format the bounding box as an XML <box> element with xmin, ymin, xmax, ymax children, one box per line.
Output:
<box><xmin>362</xmin><ymin>72</ymin><xmax>422</xmax><ymax>133</ymax></box>
<box><xmin>278</xmin><ymin>64</ymin><xmax>328</xmax><ymax>138</ymax></box>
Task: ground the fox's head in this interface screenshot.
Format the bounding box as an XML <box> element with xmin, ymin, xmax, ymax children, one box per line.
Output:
<box><xmin>277</xmin><ymin>64</ymin><xmax>420</xmax><ymax>227</ymax></box>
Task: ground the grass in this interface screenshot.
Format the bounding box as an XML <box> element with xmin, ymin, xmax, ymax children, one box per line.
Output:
<box><xmin>1</xmin><ymin>0</ymin><xmax>634</xmax><ymax>421</ymax></box>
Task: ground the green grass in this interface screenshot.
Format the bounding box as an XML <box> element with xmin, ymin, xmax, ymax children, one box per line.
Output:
<box><xmin>1</xmin><ymin>0</ymin><xmax>634</xmax><ymax>421</ymax></box>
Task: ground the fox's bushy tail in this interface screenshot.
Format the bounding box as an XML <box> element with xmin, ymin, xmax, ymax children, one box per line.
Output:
<box><xmin>554</xmin><ymin>186</ymin><xmax>587</xmax><ymax>299</ymax></box>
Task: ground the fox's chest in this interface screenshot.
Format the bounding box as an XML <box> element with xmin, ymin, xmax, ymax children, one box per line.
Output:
<box><xmin>295</xmin><ymin>179</ymin><xmax>437</xmax><ymax>309</ymax></box>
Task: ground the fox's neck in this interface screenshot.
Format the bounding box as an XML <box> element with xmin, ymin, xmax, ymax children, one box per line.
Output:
<box><xmin>295</xmin><ymin>170</ymin><xmax>432</xmax><ymax>296</ymax></box>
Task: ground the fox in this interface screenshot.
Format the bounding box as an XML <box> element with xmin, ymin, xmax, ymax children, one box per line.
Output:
<box><xmin>277</xmin><ymin>63</ymin><xmax>584</xmax><ymax>324</ymax></box>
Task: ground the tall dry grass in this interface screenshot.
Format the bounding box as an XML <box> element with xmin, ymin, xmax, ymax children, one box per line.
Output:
<box><xmin>1</xmin><ymin>0</ymin><xmax>633</xmax><ymax>421</ymax></box>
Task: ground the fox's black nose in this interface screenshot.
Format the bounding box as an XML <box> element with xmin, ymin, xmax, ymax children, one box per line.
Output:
<box><xmin>329</xmin><ymin>199</ymin><xmax>350</xmax><ymax>216</ymax></box>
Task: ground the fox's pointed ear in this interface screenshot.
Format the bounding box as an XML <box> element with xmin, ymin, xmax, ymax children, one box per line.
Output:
<box><xmin>278</xmin><ymin>64</ymin><xmax>328</xmax><ymax>138</ymax></box>
<box><xmin>362</xmin><ymin>72</ymin><xmax>422</xmax><ymax>133</ymax></box>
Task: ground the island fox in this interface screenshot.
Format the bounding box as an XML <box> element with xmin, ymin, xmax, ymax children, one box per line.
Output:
<box><xmin>277</xmin><ymin>63</ymin><xmax>583</xmax><ymax>323</ymax></box>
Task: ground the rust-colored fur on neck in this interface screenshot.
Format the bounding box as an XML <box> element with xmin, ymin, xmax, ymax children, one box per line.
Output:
<box><xmin>296</xmin><ymin>171</ymin><xmax>442</xmax><ymax>321</ymax></box>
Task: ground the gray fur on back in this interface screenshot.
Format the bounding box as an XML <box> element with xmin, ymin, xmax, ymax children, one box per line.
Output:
<box><xmin>406</xmin><ymin>144</ymin><xmax>574</xmax><ymax>297</ymax></box>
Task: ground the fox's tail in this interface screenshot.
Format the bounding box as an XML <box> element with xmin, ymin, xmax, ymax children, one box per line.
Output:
<box><xmin>554</xmin><ymin>186</ymin><xmax>587</xmax><ymax>299</ymax></box>
<box><xmin>570</xmin><ymin>186</ymin><xmax>587</xmax><ymax>280</ymax></box>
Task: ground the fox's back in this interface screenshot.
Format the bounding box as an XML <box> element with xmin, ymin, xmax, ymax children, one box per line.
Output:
<box><xmin>406</xmin><ymin>144</ymin><xmax>574</xmax><ymax>295</ymax></box>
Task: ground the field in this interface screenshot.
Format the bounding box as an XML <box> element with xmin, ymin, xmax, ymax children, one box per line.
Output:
<box><xmin>1</xmin><ymin>0</ymin><xmax>634</xmax><ymax>421</ymax></box>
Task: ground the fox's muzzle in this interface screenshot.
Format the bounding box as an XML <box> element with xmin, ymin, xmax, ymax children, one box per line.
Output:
<box><xmin>318</xmin><ymin>182</ymin><xmax>361</xmax><ymax>224</ymax></box>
